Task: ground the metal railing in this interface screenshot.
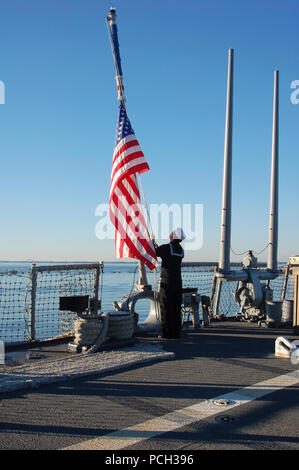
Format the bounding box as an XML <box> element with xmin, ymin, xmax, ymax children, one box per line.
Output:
<box><xmin>0</xmin><ymin>263</ymin><xmax>103</xmax><ymax>345</ymax></box>
<box><xmin>181</xmin><ymin>262</ymin><xmax>294</xmax><ymax>319</ymax></box>
<box><xmin>0</xmin><ymin>261</ymin><xmax>294</xmax><ymax>346</ymax></box>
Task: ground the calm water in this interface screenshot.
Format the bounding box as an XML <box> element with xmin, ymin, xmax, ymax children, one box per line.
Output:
<box><xmin>0</xmin><ymin>260</ymin><xmax>289</xmax><ymax>344</ymax></box>
<box><xmin>0</xmin><ymin>261</ymin><xmax>160</xmax><ymax>322</ymax></box>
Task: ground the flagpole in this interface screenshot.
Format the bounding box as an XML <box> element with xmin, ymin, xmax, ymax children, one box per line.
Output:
<box><xmin>106</xmin><ymin>7</ymin><xmax>125</xmax><ymax>104</ymax></box>
<box><xmin>267</xmin><ymin>70</ymin><xmax>279</xmax><ymax>272</ymax></box>
<box><xmin>219</xmin><ymin>48</ymin><xmax>234</xmax><ymax>274</ymax></box>
<box><xmin>106</xmin><ymin>7</ymin><xmax>149</xmax><ymax>288</ymax></box>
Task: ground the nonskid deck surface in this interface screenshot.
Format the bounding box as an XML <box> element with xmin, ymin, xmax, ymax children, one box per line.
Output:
<box><xmin>0</xmin><ymin>321</ymin><xmax>298</xmax><ymax>451</ymax></box>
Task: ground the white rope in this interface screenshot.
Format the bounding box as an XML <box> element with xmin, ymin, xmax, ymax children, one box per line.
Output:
<box><xmin>137</xmin><ymin>173</ymin><xmax>154</xmax><ymax>239</ymax></box>
<box><xmin>107</xmin><ymin>312</ymin><xmax>135</xmax><ymax>340</ymax></box>
<box><xmin>138</xmin><ymin>174</ymin><xmax>160</xmax><ymax>322</ymax></box>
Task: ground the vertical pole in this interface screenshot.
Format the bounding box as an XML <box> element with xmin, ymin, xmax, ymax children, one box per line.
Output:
<box><xmin>215</xmin><ymin>278</ymin><xmax>223</xmax><ymax>318</ymax></box>
<box><xmin>137</xmin><ymin>262</ymin><xmax>148</xmax><ymax>288</ymax></box>
<box><xmin>281</xmin><ymin>263</ymin><xmax>289</xmax><ymax>301</ymax></box>
<box><xmin>93</xmin><ymin>262</ymin><xmax>100</xmax><ymax>301</ymax></box>
<box><xmin>219</xmin><ymin>49</ymin><xmax>234</xmax><ymax>273</ymax></box>
<box><xmin>30</xmin><ymin>263</ymin><xmax>37</xmax><ymax>341</ymax></box>
<box><xmin>210</xmin><ymin>269</ymin><xmax>218</xmax><ymax>316</ymax></box>
<box><xmin>107</xmin><ymin>7</ymin><xmax>148</xmax><ymax>287</ymax></box>
<box><xmin>267</xmin><ymin>70</ymin><xmax>279</xmax><ymax>272</ymax></box>
<box><xmin>292</xmin><ymin>263</ymin><xmax>299</xmax><ymax>334</ymax></box>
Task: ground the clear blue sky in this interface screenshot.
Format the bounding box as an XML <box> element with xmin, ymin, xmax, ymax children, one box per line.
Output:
<box><xmin>0</xmin><ymin>0</ymin><xmax>298</xmax><ymax>263</ymax></box>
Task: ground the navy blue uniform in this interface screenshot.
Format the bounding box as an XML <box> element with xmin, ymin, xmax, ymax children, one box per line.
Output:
<box><xmin>155</xmin><ymin>241</ymin><xmax>184</xmax><ymax>338</ymax></box>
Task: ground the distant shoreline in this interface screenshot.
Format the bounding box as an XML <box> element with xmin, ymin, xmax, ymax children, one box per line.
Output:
<box><xmin>0</xmin><ymin>260</ymin><xmax>138</xmax><ymax>264</ymax></box>
<box><xmin>0</xmin><ymin>259</ymin><xmax>287</xmax><ymax>265</ymax></box>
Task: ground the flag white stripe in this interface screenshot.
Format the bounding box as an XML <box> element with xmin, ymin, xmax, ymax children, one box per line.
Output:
<box><xmin>112</xmin><ymin>188</ymin><xmax>154</xmax><ymax>254</ymax></box>
<box><xmin>114</xmin><ymin>186</ymin><xmax>150</xmax><ymax>240</ymax></box>
<box><xmin>110</xmin><ymin>199</ymin><xmax>157</xmax><ymax>266</ymax></box>
<box><xmin>115</xmin><ymin>231</ymin><xmax>129</xmax><ymax>259</ymax></box>
<box><xmin>121</xmin><ymin>176</ymin><xmax>140</xmax><ymax>200</ymax></box>
<box><xmin>115</xmin><ymin>228</ymin><xmax>121</xmax><ymax>256</ymax></box>
<box><xmin>113</xmin><ymin>135</ymin><xmax>137</xmax><ymax>157</ymax></box>
<box><xmin>109</xmin><ymin>104</ymin><xmax>158</xmax><ymax>270</ymax></box>
<box><xmin>112</xmin><ymin>144</ymin><xmax>142</xmax><ymax>172</ymax></box>
<box><xmin>110</xmin><ymin>157</ymin><xmax>148</xmax><ymax>197</ymax></box>
<box><xmin>111</xmin><ymin>206</ymin><xmax>156</xmax><ymax>265</ymax></box>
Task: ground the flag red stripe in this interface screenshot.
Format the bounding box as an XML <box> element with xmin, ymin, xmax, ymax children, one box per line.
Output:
<box><xmin>111</xmin><ymin>151</ymin><xmax>145</xmax><ymax>181</ymax></box>
<box><xmin>123</xmin><ymin>174</ymin><xmax>140</xmax><ymax>200</ymax></box>
<box><xmin>113</xmin><ymin>139</ymin><xmax>140</xmax><ymax>163</ymax></box>
<box><xmin>110</xmin><ymin>190</ymin><xmax>150</xmax><ymax>246</ymax></box>
<box><xmin>109</xmin><ymin>105</ymin><xmax>157</xmax><ymax>270</ymax></box>
<box><xmin>116</xmin><ymin>180</ymin><xmax>157</xmax><ymax>258</ymax></box>
<box><xmin>110</xmin><ymin>193</ymin><xmax>157</xmax><ymax>264</ymax></box>
<box><xmin>109</xmin><ymin>182</ymin><xmax>157</xmax><ymax>268</ymax></box>
<box><xmin>110</xmin><ymin>162</ymin><xmax>150</xmax><ymax>201</ymax></box>
<box><xmin>113</xmin><ymin>210</ymin><xmax>157</xmax><ymax>270</ymax></box>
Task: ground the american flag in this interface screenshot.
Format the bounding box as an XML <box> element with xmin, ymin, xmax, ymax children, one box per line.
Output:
<box><xmin>109</xmin><ymin>102</ymin><xmax>158</xmax><ymax>270</ymax></box>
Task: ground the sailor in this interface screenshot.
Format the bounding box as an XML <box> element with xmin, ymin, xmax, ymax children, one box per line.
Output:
<box><xmin>152</xmin><ymin>228</ymin><xmax>186</xmax><ymax>339</ymax></box>
<box><xmin>242</xmin><ymin>250</ymin><xmax>257</xmax><ymax>268</ymax></box>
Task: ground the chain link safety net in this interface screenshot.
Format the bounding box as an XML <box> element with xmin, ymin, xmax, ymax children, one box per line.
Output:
<box><xmin>0</xmin><ymin>269</ymin><xmax>31</xmax><ymax>344</ymax></box>
<box><xmin>0</xmin><ymin>262</ymin><xmax>295</xmax><ymax>345</ymax></box>
<box><xmin>0</xmin><ymin>264</ymin><xmax>102</xmax><ymax>345</ymax></box>
<box><xmin>207</xmin><ymin>265</ymin><xmax>294</xmax><ymax>318</ymax></box>
<box><xmin>181</xmin><ymin>263</ymin><xmax>217</xmax><ymax>321</ymax></box>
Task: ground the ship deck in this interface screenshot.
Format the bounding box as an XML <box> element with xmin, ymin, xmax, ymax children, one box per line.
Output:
<box><xmin>0</xmin><ymin>320</ymin><xmax>298</xmax><ymax>452</ymax></box>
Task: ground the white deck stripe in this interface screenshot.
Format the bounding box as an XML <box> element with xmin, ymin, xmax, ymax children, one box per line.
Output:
<box><xmin>62</xmin><ymin>369</ymin><xmax>299</xmax><ymax>450</ymax></box>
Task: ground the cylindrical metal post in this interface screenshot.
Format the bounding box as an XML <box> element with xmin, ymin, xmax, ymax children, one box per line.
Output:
<box><xmin>281</xmin><ymin>263</ymin><xmax>290</xmax><ymax>300</ymax></box>
<box><xmin>289</xmin><ymin>256</ymin><xmax>299</xmax><ymax>334</ymax></box>
<box><xmin>29</xmin><ymin>263</ymin><xmax>37</xmax><ymax>341</ymax></box>
<box><xmin>137</xmin><ymin>261</ymin><xmax>148</xmax><ymax>287</ymax></box>
<box><xmin>267</xmin><ymin>70</ymin><xmax>279</xmax><ymax>271</ymax></box>
<box><xmin>209</xmin><ymin>270</ymin><xmax>218</xmax><ymax>317</ymax></box>
<box><xmin>214</xmin><ymin>278</ymin><xmax>223</xmax><ymax>318</ymax></box>
<box><xmin>93</xmin><ymin>262</ymin><xmax>101</xmax><ymax>300</ymax></box>
<box><xmin>219</xmin><ymin>49</ymin><xmax>234</xmax><ymax>273</ymax></box>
